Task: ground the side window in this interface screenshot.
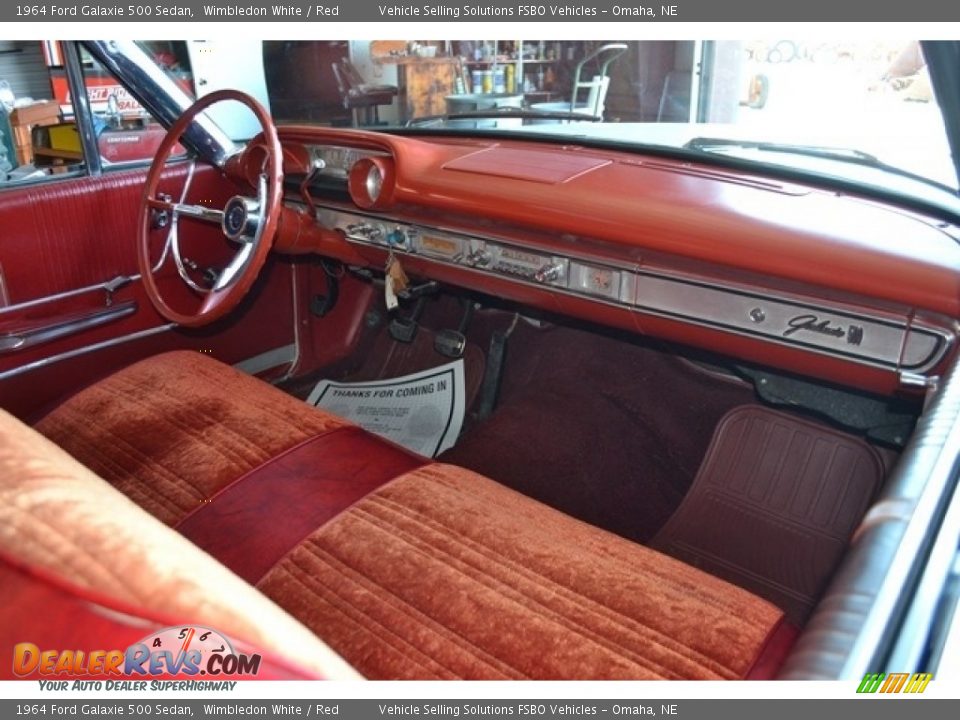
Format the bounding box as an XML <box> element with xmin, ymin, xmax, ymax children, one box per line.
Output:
<box><xmin>0</xmin><ymin>41</ymin><xmax>84</xmax><ymax>185</ymax></box>
<box><xmin>79</xmin><ymin>42</ymin><xmax>193</xmax><ymax>168</ymax></box>
<box><xmin>0</xmin><ymin>41</ymin><xmax>193</xmax><ymax>188</ymax></box>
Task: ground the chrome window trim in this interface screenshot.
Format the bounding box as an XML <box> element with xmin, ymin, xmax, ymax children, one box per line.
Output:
<box><xmin>64</xmin><ymin>41</ymin><xmax>101</xmax><ymax>177</ymax></box>
<box><xmin>781</xmin><ymin>356</ymin><xmax>960</xmax><ymax>678</ymax></box>
<box><xmin>925</xmin><ymin>552</ymin><xmax>960</xmax><ymax>678</ymax></box>
<box><xmin>886</xmin><ymin>457</ymin><xmax>960</xmax><ymax>673</ymax></box>
<box><xmin>82</xmin><ymin>41</ymin><xmax>236</xmax><ymax>168</ymax></box>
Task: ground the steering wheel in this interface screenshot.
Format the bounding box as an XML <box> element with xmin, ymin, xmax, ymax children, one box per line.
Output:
<box><xmin>138</xmin><ymin>89</ymin><xmax>282</xmax><ymax>327</ymax></box>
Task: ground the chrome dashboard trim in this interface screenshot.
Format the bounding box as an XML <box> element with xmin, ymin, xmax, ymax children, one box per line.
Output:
<box><xmin>305</xmin><ymin>145</ymin><xmax>391</xmax><ymax>180</ymax></box>
<box><xmin>318</xmin><ymin>205</ymin><xmax>954</xmax><ymax>376</ymax></box>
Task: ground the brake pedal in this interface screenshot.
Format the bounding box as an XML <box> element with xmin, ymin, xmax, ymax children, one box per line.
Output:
<box><xmin>388</xmin><ymin>296</ymin><xmax>426</xmax><ymax>343</ymax></box>
<box><xmin>434</xmin><ymin>300</ymin><xmax>474</xmax><ymax>358</ymax></box>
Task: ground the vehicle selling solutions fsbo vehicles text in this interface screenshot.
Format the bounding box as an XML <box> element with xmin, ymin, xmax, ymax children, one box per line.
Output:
<box><xmin>375</xmin><ymin>4</ymin><xmax>674</xmax><ymax>17</ymax></box>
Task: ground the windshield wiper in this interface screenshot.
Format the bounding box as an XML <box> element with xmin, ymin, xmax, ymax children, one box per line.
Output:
<box><xmin>686</xmin><ymin>137</ymin><xmax>884</xmax><ymax>165</ymax></box>
<box><xmin>685</xmin><ymin>137</ymin><xmax>960</xmax><ymax>196</ymax></box>
<box><xmin>406</xmin><ymin>107</ymin><xmax>603</xmax><ymax>128</ymax></box>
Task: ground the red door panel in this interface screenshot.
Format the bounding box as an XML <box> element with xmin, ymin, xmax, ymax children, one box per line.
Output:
<box><xmin>0</xmin><ymin>163</ymin><xmax>220</xmax><ymax>303</ymax></box>
<box><xmin>0</xmin><ymin>164</ymin><xmax>299</xmax><ymax>420</ymax></box>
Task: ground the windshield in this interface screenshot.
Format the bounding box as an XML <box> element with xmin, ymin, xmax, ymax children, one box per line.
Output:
<box><xmin>259</xmin><ymin>39</ymin><xmax>958</xmax><ymax>202</ymax></box>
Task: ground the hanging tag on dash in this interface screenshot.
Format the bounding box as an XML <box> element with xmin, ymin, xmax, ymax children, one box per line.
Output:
<box><xmin>385</xmin><ymin>274</ymin><xmax>398</xmax><ymax>311</ymax></box>
<box><xmin>386</xmin><ymin>253</ymin><xmax>409</xmax><ymax>293</ymax></box>
<box><xmin>385</xmin><ymin>253</ymin><xmax>409</xmax><ymax>311</ymax></box>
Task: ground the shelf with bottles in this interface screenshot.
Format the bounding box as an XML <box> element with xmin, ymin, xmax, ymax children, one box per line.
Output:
<box><xmin>462</xmin><ymin>57</ymin><xmax>514</xmax><ymax>66</ymax></box>
<box><xmin>456</xmin><ymin>41</ymin><xmax>515</xmax><ymax>65</ymax></box>
<box><xmin>521</xmin><ymin>41</ymin><xmax>564</xmax><ymax>63</ymax></box>
<box><xmin>519</xmin><ymin>61</ymin><xmax>560</xmax><ymax>97</ymax></box>
<box><xmin>518</xmin><ymin>41</ymin><xmax>565</xmax><ymax>98</ymax></box>
<box><xmin>461</xmin><ymin>63</ymin><xmax>520</xmax><ymax>96</ymax></box>
<box><xmin>451</xmin><ymin>41</ymin><xmax>575</xmax><ymax>97</ymax></box>
<box><xmin>451</xmin><ymin>41</ymin><xmax>515</xmax><ymax>95</ymax></box>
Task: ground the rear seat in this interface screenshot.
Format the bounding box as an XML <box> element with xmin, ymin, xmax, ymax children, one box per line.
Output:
<box><xmin>8</xmin><ymin>352</ymin><xmax>791</xmax><ymax>679</ymax></box>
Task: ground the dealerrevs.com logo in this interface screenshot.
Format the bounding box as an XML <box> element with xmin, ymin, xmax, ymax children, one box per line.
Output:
<box><xmin>13</xmin><ymin>626</ymin><xmax>261</xmax><ymax>681</ymax></box>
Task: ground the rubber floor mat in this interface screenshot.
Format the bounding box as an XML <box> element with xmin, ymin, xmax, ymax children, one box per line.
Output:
<box><xmin>651</xmin><ymin>405</ymin><xmax>883</xmax><ymax>625</ymax></box>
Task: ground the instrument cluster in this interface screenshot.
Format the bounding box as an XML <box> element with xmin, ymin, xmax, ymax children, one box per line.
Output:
<box><xmin>307</xmin><ymin>145</ymin><xmax>390</xmax><ymax>180</ymax></box>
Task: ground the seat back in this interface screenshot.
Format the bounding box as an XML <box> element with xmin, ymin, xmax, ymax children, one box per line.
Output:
<box><xmin>330</xmin><ymin>59</ymin><xmax>397</xmax><ymax>126</ymax></box>
<box><xmin>0</xmin><ymin>409</ymin><xmax>361</xmax><ymax>680</ymax></box>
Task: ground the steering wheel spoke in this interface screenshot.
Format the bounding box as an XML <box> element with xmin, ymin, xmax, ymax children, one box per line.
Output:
<box><xmin>137</xmin><ymin>90</ymin><xmax>282</xmax><ymax>327</ymax></box>
<box><xmin>213</xmin><ymin>242</ymin><xmax>256</xmax><ymax>291</ymax></box>
<box><xmin>172</xmin><ymin>202</ymin><xmax>225</xmax><ymax>225</ymax></box>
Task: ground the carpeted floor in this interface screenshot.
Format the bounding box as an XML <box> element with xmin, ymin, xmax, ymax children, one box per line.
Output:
<box><xmin>439</xmin><ymin>318</ymin><xmax>757</xmax><ymax>544</ymax></box>
<box><xmin>283</xmin><ymin>292</ymin><xmax>898</xmax><ymax>618</ymax></box>
<box><xmin>287</xmin><ymin>293</ymin><xmax>759</xmax><ymax>544</ymax></box>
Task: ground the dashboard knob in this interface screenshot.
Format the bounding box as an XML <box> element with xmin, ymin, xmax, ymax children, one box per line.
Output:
<box><xmin>387</xmin><ymin>228</ymin><xmax>407</xmax><ymax>247</ymax></box>
<box><xmin>534</xmin><ymin>263</ymin><xmax>564</xmax><ymax>283</ymax></box>
<box><xmin>466</xmin><ymin>249</ymin><xmax>491</xmax><ymax>267</ymax></box>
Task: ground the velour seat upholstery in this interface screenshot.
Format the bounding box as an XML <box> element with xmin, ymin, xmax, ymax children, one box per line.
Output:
<box><xmin>0</xmin><ymin>409</ymin><xmax>360</xmax><ymax>680</ymax></box>
<box><xmin>256</xmin><ymin>463</ymin><xmax>788</xmax><ymax>679</ymax></box>
<box><xmin>16</xmin><ymin>351</ymin><xmax>790</xmax><ymax>679</ymax></box>
<box><xmin>34</xmin><ymin>351</ymin><xmax>351</xmax><ymax>526</ymax></box>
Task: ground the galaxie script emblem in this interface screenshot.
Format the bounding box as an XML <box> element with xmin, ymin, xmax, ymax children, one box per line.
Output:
<box><xmin>783</xmin><ymin>314</ymin><xmax>864</xmax><ymax>346</ymax></box>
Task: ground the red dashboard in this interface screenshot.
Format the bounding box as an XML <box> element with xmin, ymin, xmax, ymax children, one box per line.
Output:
<box><xmin>236</xmin><ymin>127</ymin><xmax>960</xmax><ymax>396</ymax></box>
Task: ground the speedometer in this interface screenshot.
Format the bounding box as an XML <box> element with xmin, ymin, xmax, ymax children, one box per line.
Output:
<box><xmin>308</xmin><ymin>145</ymin><xmax>387</xmax><ymax>179</ymax></box>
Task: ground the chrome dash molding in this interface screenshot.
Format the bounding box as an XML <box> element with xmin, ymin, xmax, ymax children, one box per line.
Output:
<box><xmin>0</xmin><ymin>324</ymin><xmax>176</xmax><ymax>382</ymax></box>
<box><xmin>319</xmin><ymin>206</ymin><xmax>954</xmax><ymax>376</ymax></box>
